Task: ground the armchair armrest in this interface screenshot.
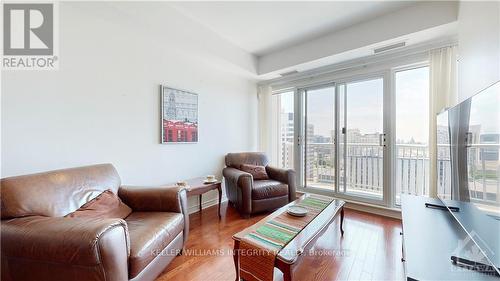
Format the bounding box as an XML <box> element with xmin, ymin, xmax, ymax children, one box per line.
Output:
<box><xmin>118</xmin><ymin>185</ymin><xmax>189</xmax><ymax>244</ymax></box>
<box><xmin>222</xmin><ymin>167</ymin><xmax>253</xmax><ymax>215</ymax></box>
<box><xmin>1</xmin><ymin>216</ymin><xmax>129</xmax><ymax>281</ymax></box>
<box><xmin>222</xmin><ymin>167</ymin><xmax>252</xmax><ymax>186</ymax></box>
<box><xmin>266</xmin><ymin>166</ymin><xmax>297</xmax><ymax>201</ymax></box>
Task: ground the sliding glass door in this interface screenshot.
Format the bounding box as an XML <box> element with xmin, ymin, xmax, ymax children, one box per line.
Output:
<box><xmin>338</xmin><ymin>78</ymin><xmax>385</xmax><ymax>200</ymax></box>
<box><xmin>295</xmin><ymin>77</ymin><xmax>387</xmax><ymax>203</ymax></box>
<box><xmin>303</xmin><ymin>85</ymin><xmax>336</xmax><ymax>190</ymax></box>
<box><xmin>271</xmin><ymin>63</ymin><xmax>431</xmax><ymax>207</ymax></box>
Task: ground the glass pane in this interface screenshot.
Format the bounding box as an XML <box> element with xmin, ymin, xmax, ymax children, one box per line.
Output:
<box><xmin>437</xmin><ymin>111</ymin><xmax>452</xmax><ymax>200</ymax></box>
<box><xmin>305</xmin><ymin>86</ymin><xmax>335</xmax><ymax>190</ymax></box>
<box><xmin>467</xmin><ymin>85</ymin><xmax>500</xmax><ymax>212</ymax></box>
<box><xmin>273</xmin><ymin>92</ymin><xmax>295</xmax><ymax>169</ymax></box>
<box><xmin>394</xmin><ymin>67</ymin><xmax>430</xmax><ymax>205</ymax></box>
<box><xmin>343</xmin><ymin>78</ymin><xmax>384</xmax><ymax>199</ymax></box>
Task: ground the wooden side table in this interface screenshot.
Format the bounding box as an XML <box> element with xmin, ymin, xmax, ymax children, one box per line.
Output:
<box><xmin>184</xmin><ymin>177</ymin><xmax>222</xmax><ymax>219</ymax></box>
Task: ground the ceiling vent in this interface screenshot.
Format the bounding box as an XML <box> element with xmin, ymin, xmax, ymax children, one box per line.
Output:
<box><xmin>374</xmin><ymin>42</ymin><xmax>406</xmax><ymax>54</ymax></box>
<box><xmin>279</xmin><ymin>70</ymin><xmax>299</xmax><ymax>77</ymax></box>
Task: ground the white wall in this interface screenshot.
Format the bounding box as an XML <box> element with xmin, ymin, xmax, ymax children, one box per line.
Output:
<box><xmin>1</xmin><ymin>2</ymin><xmax>258</xmax><ymax>210</ymax></box>
<box><xmin>458</xmin><ymin>1</ymin><xmax>500</xmax><ymax>101</ymax></box>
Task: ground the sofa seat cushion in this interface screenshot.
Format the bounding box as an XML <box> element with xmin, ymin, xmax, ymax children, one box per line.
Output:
<box><xmin>126</xmin><ymin>212</ymin><xmax>184</xmax><ymax>278</ymax></box>
<box><xmin>252</xmin><ymin>180</ymin><xmax>289</xmax><ymax>200</ymax></box>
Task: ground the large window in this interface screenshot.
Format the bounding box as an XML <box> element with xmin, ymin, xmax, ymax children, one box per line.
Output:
<box><xmin>272</xmin><ymin>91</ymin><xmax>294</xmax><ymax>169</ymax></box>
<box><xmin>270</xmin><ymin>62</ymin><xmax>431</xmax><ymax>208</ymax></box>
<box><xmin>394</xmin><ymin>66</ymin><xmax>430</xmax><ymax>204</ymax></box>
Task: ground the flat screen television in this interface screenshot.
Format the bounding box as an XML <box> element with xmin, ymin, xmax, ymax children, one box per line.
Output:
<box><xmin>437</xmin><ymin>81</ymin><xmax>500</xmax><ymax>275</ymax></box>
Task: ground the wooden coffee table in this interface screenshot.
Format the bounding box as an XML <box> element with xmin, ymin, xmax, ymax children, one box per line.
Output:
<box><xmin>183</xmin><ymin>177</ymin><xmax>222</xmax><ymax>219</ymax></box>
<box><xmin>232</xmin><ymin>194</ymin><xmax>345</xmax><ymax>281</ymax></box>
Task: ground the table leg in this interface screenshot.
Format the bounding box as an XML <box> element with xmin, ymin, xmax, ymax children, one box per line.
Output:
<box><xmin>283</xmin><ymin>266</ymin><xmax>292</xmax><ymax>281</ymax></box>
<box><xmin>276</xmin><ymin>256</ymin><xmax>292</xmax><ymax>281</ymax></box>
<box><xmin>340</xmin><ymin>206</ymin><xmax>345</xmax><ymax>236</ymax></box>
<box><xmin>199</xmin><ymin>194</ymin><xmax>202</xmax><ymax>213</ymax></box>
<box><xmin>218</xmin><ymin>185</ymin><xmax>222</xmax><ymax>219</ymax></box>
<box><xmin>233</xmin><ymin>240</ymin><xmax>240</xmax><ymax>281</ymax></box>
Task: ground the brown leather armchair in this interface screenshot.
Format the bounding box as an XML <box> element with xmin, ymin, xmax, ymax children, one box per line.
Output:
<box><xmin>223</xmin><ymin>152</ymin><xmax>296</xmax><ymax>218</ymax></box>
<box><xmin>0</xmin><ymin>164</ymin><xmax>189</xmax><ymax>281</ymax></box>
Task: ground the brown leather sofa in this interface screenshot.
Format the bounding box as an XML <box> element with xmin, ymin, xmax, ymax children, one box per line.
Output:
<box><xmin>223</xmin><ymin>152</ymin><xmax>296</xmax><ymax>218</ymax></box>
<box><xmin>0</xmin><ymin>164</ymin><xmax>189</xmax><ymax>281</ymax></box>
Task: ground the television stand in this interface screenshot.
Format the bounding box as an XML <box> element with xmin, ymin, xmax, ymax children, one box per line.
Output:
<box><xmin>401</xmin><ymin>195</ymin><xmax>498</xmax><ymax>280</ymax></box>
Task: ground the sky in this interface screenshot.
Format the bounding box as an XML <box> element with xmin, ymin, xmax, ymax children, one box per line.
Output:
<box><xmin>468</xmin><ymin>82</ymin><xmax>500</xmax><ymax>134</ymax></box>
<box><xmin>394</xmin><ymin>67</ymin><xmax>429</xmax><ymax>144</ymax></box>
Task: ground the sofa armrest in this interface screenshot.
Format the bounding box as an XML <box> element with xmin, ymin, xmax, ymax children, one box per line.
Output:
<box><xmin>1</xmin><ymin>216</ymin><xmax>129</xmax><ymax>281</ymax></box>
<box><xmin>266</xmin><ymin>166</ymin><xmax>297</xmax><ymax>202</ymax></box>
<box><xmin>118</xmin><ymin>185</ymin><xmax>186</xmax><ymax>213</ymax></box>
<box><xmin>118</xmin><ymin>185</ymin><xmax>189</xmax><ymax>244</ymax></box>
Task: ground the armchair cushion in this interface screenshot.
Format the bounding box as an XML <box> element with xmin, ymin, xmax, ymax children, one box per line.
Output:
<box><xmin>65</xmin><ymin>190</ymin><xmax>132</xmax><ymax>219</ymax></box>
<box><xmin>126</xmin><ymin>212</ymin><xmax>184</xmax><ymax>278</ymax></box>
<box><xmin>252</xmin><ymin>180</ymin><xmax>289</xmax><ymax>200</ymax></box>
<box><xmin>239</xmin><ymin>164</ymin><xmax>269</xmax><ymax>180</ymax></box>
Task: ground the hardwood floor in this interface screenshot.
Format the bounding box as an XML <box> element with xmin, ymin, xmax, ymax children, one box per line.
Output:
<box><xmin>157</xmin><ymin>202</ymin><xmax>404</xmax><ymax>281</ymax></box>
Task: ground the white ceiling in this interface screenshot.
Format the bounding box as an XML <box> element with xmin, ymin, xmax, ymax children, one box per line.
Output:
<box><xmin>169</xmin><ymin>1</ymin><xmax>419</xmax><ymax>56</ymax></box>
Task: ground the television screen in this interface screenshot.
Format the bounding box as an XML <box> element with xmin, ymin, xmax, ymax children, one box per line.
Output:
<box><xmin>437</xmin><ymin>81</ymin><xmax>500</xmax><ymax>274</ymax></box>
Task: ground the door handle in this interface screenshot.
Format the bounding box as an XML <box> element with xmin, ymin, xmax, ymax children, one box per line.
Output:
<box><xmin>379</xmin><ymin>133</ymin><xmax>386</xmax><ymax>147</ymax></box>
<box><xmin>465</xmin><ymin>132</ymin><xmax>473</xmax><ymax>147</ymax></box>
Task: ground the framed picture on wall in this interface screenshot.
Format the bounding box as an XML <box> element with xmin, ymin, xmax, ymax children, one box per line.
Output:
<box><xmin>160</xmin><ymin>85</ymin><xmax>198</xmax><ymax>144</ymax></box>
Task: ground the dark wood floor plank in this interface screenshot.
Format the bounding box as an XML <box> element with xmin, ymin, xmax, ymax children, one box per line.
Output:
<box><xmin>157</xmin><ymin>202</ymin><xmax>404</xmax><ymax>281</ymax></box>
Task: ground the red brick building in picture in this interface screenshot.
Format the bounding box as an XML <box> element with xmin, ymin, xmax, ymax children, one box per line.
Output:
<box><xmin>161</xmin><ymin>86</ymin><xmax>198</xmax><ymax>143</ymax></box>
<box><xmin>163</xmin><ymin>120</ymin><xmax>198</xmax><ymax>142</ymax></box>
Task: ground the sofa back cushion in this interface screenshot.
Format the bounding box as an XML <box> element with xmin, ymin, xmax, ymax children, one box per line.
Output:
<box><xmin>225</xmin><ymin>152</ymin><xmax>269</xmax><ymax>169</ymax></box>
<box><xmin>65</xmin><ymin>190</ymin><xmax>132</xmax><ymax>219</ymax></box>
<box><xmin>0</xmin><ymin>164</ymin><xmax>121</xmax><ymax>219</ymax></box>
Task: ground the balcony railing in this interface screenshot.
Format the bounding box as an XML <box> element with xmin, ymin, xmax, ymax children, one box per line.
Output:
<box><xmin>291</xmin><ymin>142</ymin><xmax>430</xmax><ymax>200</ymax></box>
<box><xmin>467</xmin><ymin>144</ymin><xmax>500</xmax><ymax>206</ymax></box>
<box><xmin>279</xmin><ymin>141</ymin><xmax>499</xmax><ymax>206</ymax></box>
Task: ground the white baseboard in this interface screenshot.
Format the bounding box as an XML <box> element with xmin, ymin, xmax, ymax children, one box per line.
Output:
<box><xmin>344</xmin><ymin>201</ymin><xmax>401</xmax><ymax>220</ymax></box>
<box><xmin>187</xmin><ymin>196</ymin><xmax>228</xmax><ymax>215</ymax></box>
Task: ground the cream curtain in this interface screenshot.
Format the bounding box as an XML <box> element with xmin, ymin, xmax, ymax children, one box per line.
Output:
<box><xmin>257</xmin><ymin>84</ymin><xmax>273</xmax><ymax>159</ymax></box>
<box><xmin>429</xmin><ymin>46</ymin><xmax>458</xmax><ymax>197</ymax></box>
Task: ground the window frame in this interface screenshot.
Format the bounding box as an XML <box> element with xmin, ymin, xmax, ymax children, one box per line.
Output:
<box><xmin>390</xmin><ymin>62</ymin><xmax>431</xmax><ymax>207</ymax></box>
